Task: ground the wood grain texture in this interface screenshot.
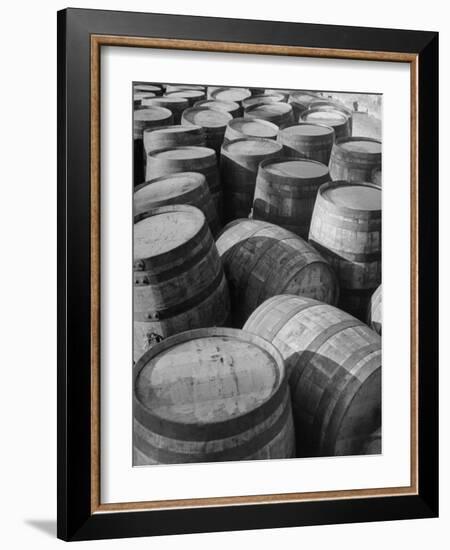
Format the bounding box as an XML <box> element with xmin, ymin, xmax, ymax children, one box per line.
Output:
<box><xmin>216</xmin><ymin>219</ymin><xmax>339</xmax><ymax>327</ymax></box>
<box><xmin>277</xmin><ymin>123</ymin><xmax>335</xmax><ymax>164</ymax></box>
<box><xmin>368</xmin><ymin>284</ymin><xmax>382</xmax><ymax>334</ymax></box>
<box><xmin>244</xmin><ymin>295</ymin><xmax>381</xmax><ymax>457</ymax></box>
<box><xmin>329</xmin><ymin>137</ymin><xmax>382</xmax><ymax>182</ymax></box>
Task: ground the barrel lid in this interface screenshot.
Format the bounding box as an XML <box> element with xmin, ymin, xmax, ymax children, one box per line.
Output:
<box><xmin>303</xmin><ymin>109</ymin><xmax>347</xmax><ymax>125</ymax></box>
<box><xmin>134</xmin><ymin>106</ymin><xmax>172</xmax><ymax>122</ymax></box>
<box><xmin>246</xmin><ymin>103</ymin><xmax>292</xmax><ymax>116</ymax></box>
<box><xmin>142</xmin><ymin>96</ymin><xmax>189</xmax><ymax>107</ymax></box>
<box><xmin>282</xmin><ymin>123</ymin><xmax>334</xmax><ymax>137</ymax></box>
<box><xmin>211</xmin><ymin>87</ymin><xmax>252</xmax><ymax>103</ymax></box>
<box><xmin>323</xmin><ymin>183</ymin><xmax>381</xmax><ymax>211</ymax></box>
<box><xmin>224</xmin><ymin>138</ymin><xmax>282</xmax><ymax>156</ymax></box>
<box><xmin>165</xmin><ymin>84</ymin><xmax>205</xmax><ymax>92</ymax></box>
<box><xmin>134</xmin><ymin>328</ymin><xmax>283</xmax><ymax>424</ymax></box>
<box><xmin>183</xmin><ymin>107</ymin><xmax>232</xmax><ymax>128</ymax></box>
<box><xmin>134</xmin><ymin>91</ymin><xmax>156</xmax><ymax>100</ymax></box>
<box><xmin>264</xmin><ymin>159</ymin><xmax>329</xmax><ymax>179</ymax></box>
<box><xmin>289</xmin><ymin>91</ymin><xmax>320</xmax><ymax>103</ymax></box>
<box><xmin>167</xmin><ymin>90</ymin><xmax>205</xmax><ymax>100</ymax></box>
<box><xmin>228</xmin><ymin>117</ymin><xmax>279</xmax><ymax>138</ymax></box>
<box><xmin>134</xmin><ymin>205</ymin><xmax>205</xmax><ymax>259</ymax></box>
<box><xmin>338</xmin><ymin>138</ymin><xmax>382</xmax><ymax>154</ymax></box>
<box><xmin>242</xmin><ymin>94</ymin><xmax>284</xmax><ymax>108</ymax></box>
<box><xmin>135</xmin><ymin>173</ymin><xmax>205</xmax><ymax>204</ymax></box>
<box><xmin>194</xmin><ymin>99</ymin><xmax>239</xmax><ymax>113</ymax></box>
<box><xmin>151</xmin><ymin>146</ymin><xmax>214</xmax><ymax>160</ymax></box>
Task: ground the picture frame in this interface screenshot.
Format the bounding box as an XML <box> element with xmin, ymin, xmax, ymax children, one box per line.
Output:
<box><xmin>57</xmin><ymin>7</ymin><xmax>438</xmax><ymax>541</ymax></box>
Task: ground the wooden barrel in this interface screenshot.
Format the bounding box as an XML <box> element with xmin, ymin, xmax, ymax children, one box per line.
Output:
<box><xmin>264</xmin><ymin>89</ymin><xmax>291</xmax><ymax>102</ymax></box>
<box><xmin>329</xmin><ymin>137</ymin><xmax>382</xmax><ymax>182</ymax></box>
<box><xmin>301</xmin><ymin>108</ymin><xmax>351</xmax><ymax>140</ymax></box>
<box><xmin>309</xmin><ymin>181</ymin><xmax>382</xmax><ymax>319</ymax></box>
<box><xmin>223</xmin><ymin>117</ymin><xmax>279</xmax><ymax>144</ymax></box>
<box><xmin>143</xmin><ymin>125</ymin><xmax>206</xmax><ymax>156</ymax></box>
<box><xmin>146</xmin><ymin>146</ymin><xmax>222</xmax><ymax>218</ymax></box>
<box><xmin>181</xmin><ymin>107</ymin><xmax>233</xmax><ymax>158</ymax></box>
<box><xmin>310</xmin><ymin>100</ymin><xmax>354</xmax><ymax>132</ymax></box>
<box><xmin>244</xmin><ymin>103</ymin><xmax>295</xmax><ymax>129</ymax></box>
<box><xmin>165</xmin><ymin>89</ymin><xmax>206</xmax><ymax>106</ymax></box>
<box><xmin>243</xmin><ymin>295</ymin><xmax>381</xmax><ymax>457</ymax></box>
<box><xmin>134</xmin><ymin>83</ymin><xmax>164</xmax><ymax>96</ymax></box>
<box><xmin>288</xmin><ymin>91</ymin><xmax>321</xmax><ymax>120</ymax></box>
<box><xmin>216</xmin><ymin>220</ymin><xmax>339</xmax><ymax>327</ymax></box>
<box><xmin>194</xmin><ymin>99</ymin><xmax>241</xmax><ymax>118</ymax></box>
<box><xmin>371</xmin><ymin>167</ymin><xmax>382</xmax><ymax>187</ymax></box>
<box><xmin>242</xmin><ymin>94</ymin><xmax>284</xmax><ymax>109</ymax></box>
<box><xmin>368</xmin><ymin>285</ymin><xmax>382</xmax><ymax>334</ymax></box>
<box><xmin>140</xmin><ymin>96</ymin><xmax>189</xmax><ymax>124</ymax></box>
<box><xmin>133</xmin><ymin>205</ymin><xmax>230</xmax><ymax>361</ymax></box>
<box><xmin>277</xmin><ymin>123</ymin><xmax>335</xmax><ymax>164</ymax></box>
<box><xmin>133</xmin><ymin>327</ymin><xmax>295</xmax><ymax>465</ymax></box>
<box><xmin>210</xmin><ymin>87</ymin><xmax>252</xmax><ymax>105</ymax></box>
<box><xmin>360</xmin><ymin>427</ymin><xmax>382</xmax><ymax>454</ymax></box>
<box><xmin>220</xmin><ymin>138</ymin><xmax>282</xmax><ymax>222</ymax></box>
<box><xmin>134</xmin><ymin>107</ymin><xmax>173</xmax><ymax>186</ymax></box>
<box><xmin>165</xmin><ymin>84</ymin><xmax>206</xmax><ymax>93</ymax></box>
<box><xmin>253</xmin><ymin>158</ymin><xmax>330</xmax><ymax>239</ymax></box>
<box><xmin>133</xmin><ymin>91</ymin><xmax>156</xmax><ymax>107</ymax></box>
<box><xmin>134</xmin><ymin>172</ymin><xmax>221</xmax><ymax>237</ymax></box>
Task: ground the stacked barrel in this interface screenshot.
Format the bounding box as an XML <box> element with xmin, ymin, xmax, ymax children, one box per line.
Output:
<box><xmin>132</xmin><ymin>82</ymin><xmax>382</xmax><ymax>465</ymax></box>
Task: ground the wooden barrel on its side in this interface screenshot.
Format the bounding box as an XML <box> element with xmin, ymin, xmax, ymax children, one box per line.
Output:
<box><xmin>277</xmin><ymin>123</ymin><xmax>335</xmax><ymax>164</ymax></box>
<box><xmin>309</xmin><ymin>181</ymin><xmax>382</xmax><ymax>320</ymax></box>
<box><xmin>146</xmin><ymin>146</ymin><xmax>222</xmax><ymax>219</ymax></box>
<box><xmin>194</xmin><ymin>99</ymin><xmax>241</xmax><ymax>118</ymax></box>
<box><xmin>288</xmin><ymin>91</ymin><xmax>321</xmax><ymax>121</ymax></box>
<box><xmin>242</xmin><ymin>94</ymin><xmax>284</xmax><ymax>110</ymax></box>
<box><xmin>301</xmin><ymin>108</ymin><xmax>351</xmax><ymax>140</ymax></box>
<box><xmin>133</xmin><ymin>327</ymin><xmax>295</xmax><ymax>465</ymax></box>
<box><xmin>368</xmin><ymin>285</ymin><xmax>382</xmax><ymax>334</ymax></box>
<box><xmin>133</xmin><ymin>83</ymin><xmax>164</xmax><ymax>96</ymax></box>
<box><xmin>133</xmin><ymin>107</ymin><xmax>173</xmax><ymax>186</ymax></box>
<box><xmin>220</xmin><ymin>138</ymin><xmax>282</xmax><ymax>222</ymax></box>
<box><xmin>140</xmin><ymin>96</ymin><xmax>189</xmax><ymax>124</ymax></box>
<box><xmin>243</xmin><ymin>295</ymin><xmax>381</xmax><ymax>457</ymax></box>
<box><xmin>165</xmin><ymin>89</ymin><xmax>206</xmax><ymax>106</ymax></box>
<box><xmin>244</xmin><ymin>103</ymin><xmax>295</xmax><ymax>129</ymax></box>
<box><xmin>143</xmin><ymin>125</ymin><xmax>205</xmax><ymax>156</ymax></box>
<box><xmin>181</xmin><ymin>107</ymin><xmax>233</xmax><ymax>158</ymax></box>
<box><xmin>216</xmin><ymin>220</ymin><xmax>339</xmax><ymax>327</ymax></box>
<box><xmin>223</xmin><ymin>117</ymin><xmax>279</xmax><ymax>144</ymax></box>
<box><xmin>253</xmin><ymin>158</ymin><xmax>330</xmax><ymax>239</ymax></box>
<box><xmin>329</xmin><ymin>137</ymin><xmax>382</xmax><ymax>182</ymax></box>
<box><xmin>210</xmin><ymin>87</ymin><xmax>252</xmax><ymax>105</ymax></box>
<box><xmin>133</xmin><ymin>205</ymin><xmax>230</xmax><ymax>361</ymax></box>
<box><xmin>134</xmin><ymin>172</ymin><xmax>221</xmax><ymax>237</ymax></box>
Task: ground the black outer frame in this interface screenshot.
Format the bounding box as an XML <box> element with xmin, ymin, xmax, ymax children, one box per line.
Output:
<box><xmin>57</xmin><ymin>8</ymin><xmax>438</xmax><ymax>542</ymax></box>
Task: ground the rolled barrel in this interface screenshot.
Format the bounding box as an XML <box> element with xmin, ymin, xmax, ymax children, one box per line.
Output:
<box><xmin>309</xmin><ymin>181</ymin><xmax>382</xmax><ymax>320</ymax></box>
<box><xmin>244</xmin><ymin>295</ymin><xmax>381</xmax><ymax>457</ymax></box>
<box><xmin>301</xmin><ymin>107</ymin><xmax>351</xmax><ymax>140</ymax></box>
<box><xmin>277</xmin><ymin>123</ymin><xmax>335</xmax><ymax>164</ymax></box>
<box><xmin>253</xmin><ymin>158</ymin><xmax>330</xmax><ymax>238</ymax></box>
<box><xmin>133</xmin><ymin>327</ymin><xmax>295</xmax><ymax>464</ymax></box>
<box><xmin>134</xmin><ymin>172</ymin><xmax>221</xmax><ymax>237</ymax></box>
<box><xmin>223</xmin><ymin>117</ymin><xmax>279</xmax><ymax>144</ymax></box>
<box><xmin>244</xmin><ymin>102</ymin><xmax>295</xmax><ymax>129</ymax></box>
<box><xmin>216</xmin><ymin>219</ymin><xmax>339</xmax><ymax>327</ymax></box>
<box><xmin>133</xmin><ymin>205</ymin><xmax>230</xmax><ymax>361</ymax></box>
<box><xmin>329</xmin><ymin>137</ymin><xmax>382</xmax><ymax>182</ymax></box>
<box><xmin>220</xmin><ymin>138</ymin><xmax>282</xmax><ymax>221</ymax></box>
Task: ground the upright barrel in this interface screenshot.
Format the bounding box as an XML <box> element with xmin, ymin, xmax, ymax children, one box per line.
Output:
<box><xmin>244</xmin><ymin>295</ymin><xmax>381</xmax><ymax>457</ymax></box>
<box><xmin>194</xmin><ymin>99</ymin><xmax>241</xmax><ymax>118</ymax></box>
<box><xmin>253</xmin><ymin>158</ymin><xmax>330</xmax><ymax>238</ymax></box>
<box><xmin>134</xmin><ymin>107</ymin><xmax>173</xmax><ymax>186</ymax></box>
<box><xmin>133</xmin><ymin>91</ymin><xmax>156</xmax><ymax>107</ymax></box>
<box><xmin>133</xmin><ymin>327</ymin><xmax>295</xmax><ymax>465</ymax></box>
<box><xmin>368</xmin><ymin>285</ymin><xmax>382</xmax><ymax>334</ymax></box>
<box><xmin>242</xmin><ymin>94</ymin><xmax>284</xmax><ymax>109</ymax></box>
<box><xmin>141</xmin><ymin>96</ymin><xmax>189</xmax><ymax>124</ymax></box>
<box><xmin>143</xmin><ymin>125</ymin><xmax>205</xmax><ymax>156</ymax></box>
<box><xmin>265</xmin><ymin>89</ymin><xmax>291</xmax><ymax>102</ymax></box>
<box><xmin>134</xmin><ymin>172</ymin><xmax>221</xmax><ymax>236</ymax></box>
<box><xmin>288</xmin><ymin>91</ymin><xmax>321</xmax><ymax>120</ymax></box>
<box><xmin>277</xmin><ymin>123</ymin><xmax>335</xmax><ymax>164</ymax></box>
<box><xmin>166</xmin><ymin>89</ymin><xmax>206</xmax><ymax>106</ymax></box>
<box><xmin>309</xmin><ymin>181</ymin><xmax>382</xmax><ymax>319</ymax></box>
<box><xmin>245</xmin><ymin>103</ymin><xmax>295</xmax><ymax>129</ymax></box>
<box><xmin>216</xmin><ymin>219</ymin><xmax>339</xmax><ymax>327</ymax></box>
<box><xmin>310</xmin><ymin>100</ymin><xmax>354</xmax><ymax>133</ymax></box>
<box><xmin>220</xmin><ymin>138</ymin><xmax>282</xmax><ymax>221</ymax></box>
<box><xmin>329</xmin><ymin>137</ymin><xmax>382</xmax><ymax>182</ymax></box>
<box><xmin>133</xmin><ymin>205</ymin><xmax>230</xmax><ymax>361</ymax></box>
<box><xmin>134</xmin><ymin>83</ymin><xmax>163</xmax><ymax>96</ymax></box>
<box><xmin>165</xmin><ymin>84</ymin><xmax>206</xmax><ymax>93</ymax></box>
<box><xmin>210</xmin><ymin>87</ymin><xmax>252</xmax><ymax>105</ymax></box>
<box><xmin>301</xmin><ymin>108</ymin><xmax>350</xmax><ymax>140</ymax></box>
<box><xmin>224</xmin><ymin>117</ymin><xmax>279</xmax><ymax>144</ymax></box>
<box><xmin>146</xmin><ymin>146</ymin><xmax>222</xmax><ymax>218</ymax></box>
<box><xmin>181</xmin><ymin>107</ymin><xmax>232</xmax><ymax>158</ymax></box>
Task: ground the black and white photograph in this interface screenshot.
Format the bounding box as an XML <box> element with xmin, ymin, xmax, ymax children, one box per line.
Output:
<box><xmin>132</xmin><ymin>82</ymin><xmax>382</xmax><ymax>466</ymax></box>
